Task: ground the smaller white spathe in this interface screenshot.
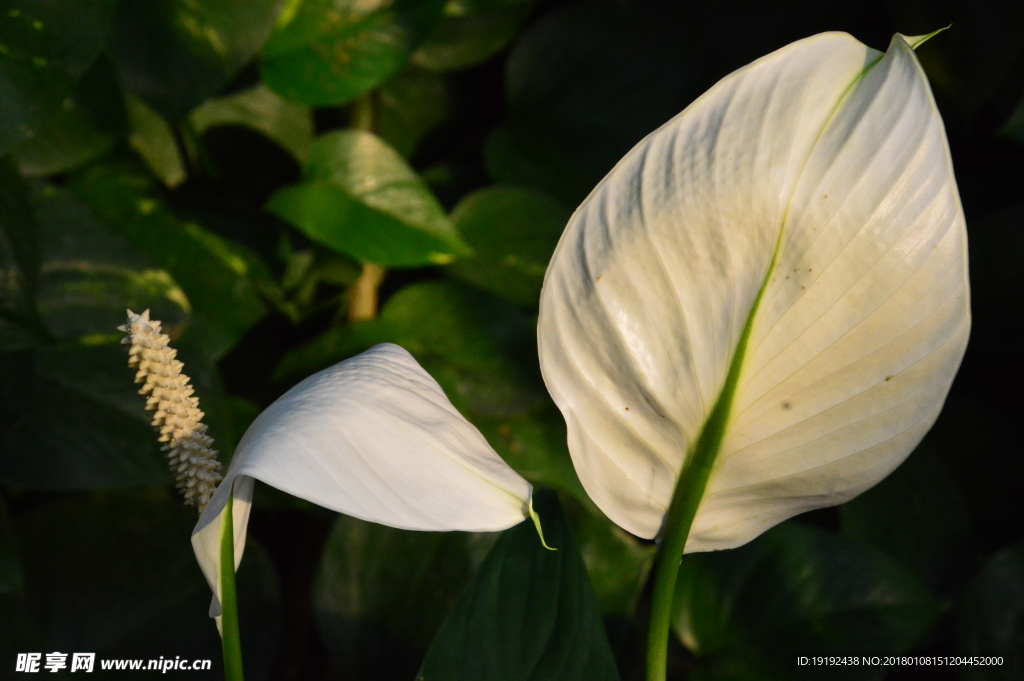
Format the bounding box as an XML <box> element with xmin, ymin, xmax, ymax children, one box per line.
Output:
<box><xmin>192</xmin><ymin>343</ymin><xmax>532</xmax><ymax>615</ymax></box>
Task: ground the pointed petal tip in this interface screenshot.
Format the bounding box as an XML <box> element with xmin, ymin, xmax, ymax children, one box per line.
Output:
<box><xmin>897</xmin><ymin>26</ymin><xmax>950</xmax><ymax>51</ymax></box>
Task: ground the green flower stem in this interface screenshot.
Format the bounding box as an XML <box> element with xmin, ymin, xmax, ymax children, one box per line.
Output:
<box><xmin>220</xmin><ymin>494</ymin><xmax>244</xmax><ymax>681</ymax></box>
<box><xmin>645</xmin><ymin>238</ymin><xmax>779</xmax><ymax>681</ymax></box>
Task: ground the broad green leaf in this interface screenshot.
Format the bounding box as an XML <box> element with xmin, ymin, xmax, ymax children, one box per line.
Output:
<box><xmin>261</xmin><ymin>0</ymin><xmax>445</xmax><ymax>107</ymax></box>
<box><xmin>445</xmin><ymin>185</ymin><xmax>570</xmax><ymax>306</ymax></box>
<box><xmin>107</xmin><ymin>0</ymin><xmax>282</xmax><ymax>120</ymax></box>
<box><xmin>538</xmin><ymin>34</ymin><xmax>970</xmax><ymax>546</ymax></box>
<box><xmin>267</xmin><ymin>130</ymin><xmax>470</xmax><ymax>266</ymax></box>
<box><xmin>956</xmin><ymin>542</ymin><xmax>1024</xmax><ymax>680</ymax></box>
<box><xmin>0</xmin><ymin>156</ymin><xmax>41</xmax><ymax>332</ymax></box>
<box><xmin>68</xmin><ymin>160</ymin><xmax>267</xmax><ymax>358</ymax></box>
<box><xmin>124</xmin><ymin>94</ymin><xmax>186</xmax><ymax>188</ymax></box>
<box><xmin>672</xmin><ymin>523</ymin><xmax>941</xmax><ymax>680</ymax></box>
<box><xmin>192</xmin><ymin>344</ymin><xmax>533</xmax><ymax>616</ymax></box>
<box><xmin>484</xmin><ymin>1</ymin><xmax>695</xmax><ymax>204</ymax></box>
<box><xmin>0</xmin><ymin>0</ymin><xmax>116</xmax><ymax>154</ymax></box>
<box><xmin>376</xmin><ymin>66</ymin><xmax>448</xmax><ymax>157</ymax></box>
<box><xmin>17</xmin><ymin>495</ymin><xmax>281</xmax><ymax>678</ymax></box>
<box><xmin>32</xmin><ymin>183</ymin><xmax>189</xmax><ymax>343</ymax></box>
<box><xmin>562</xmin><ymin>495</ymin><xmax>655</xmax><ymax>617</ymax></box>
<box><xmin>276</xmin><ymin>281</ymin><xmax>545</xmax><ymax>417</ymax></box>
<box><xmin>841</xmin><ymin>444</ymin><xmax>974</xmax><ymax>593</ymax></box>
<box><xmin>12</xmin><ymin>56</ymin><xmax>127</xmax><ymax>177</ymax></box>
<box><xmin>417</xmin><ymin>490</ymin><xmax>620</xmax><ymax>681</ymax></box>
<box><xmin>411</xmin><ymin>0</ymin><xmax>534</xmax><ymax>72</ymax></box>
<box><xmin>0</xmin><ymin>369</ymin><xmax>170</xmax><ymax>489</ymax></box>
<box><xmin>473</xmin><ymin>409</ymin><xmax>587</xmax><ymax>501</ymax></box>
<box><xmin>313</xmin><ymin>515</ymin><xmax>491</xmax><ymax>676</ymax></box>
<box><xmin>189</xmin><ymin>83</ymin><xmax>314</xmax><ymax>163</ymax></box>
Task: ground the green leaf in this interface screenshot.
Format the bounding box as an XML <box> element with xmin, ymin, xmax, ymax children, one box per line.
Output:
<box><xmin>0</xmin><ymin>155</ymin><xmax>41</xmax><ymax>332</ymax></box>
<box><xmin>0</xmin><ymin>0</ymin><xmax>116</xmax><ymax>154</ymax></box>
<box><xmin>956</xmin><ymin>541</ymin><xmax>1024</xmax><ymax>679</ymax></box>
<box><xmin>376</xmin><ymin>66</ymin><xmax>448</xmax><ymax>157</ymax></box>
<box><xmin>107</xmin><ymin>0</ymin><xmax>282</xmax><ymax>120</ymax></box>
<box><xmin>841</xmin><ymin>444</ymin><xmax>975</xmax><ymax>594</ymax></box>
<box><xmin>12</xmin><ymin>56</ymin><xmax>127</xmax><ymax>177</ymax></box>
<box><xmin>0</xmin><ymin>366</ymin><xmax>170</xmax><ymax>489</ymax></box>
<box><xmin>472</xmin><ymin>409</ymin><xmax>587</xmax><ymax>501</ymax></box>
<box><xmin>313</xmin><ymin>515</ymin><xmax>492</xmax><ymax>677</ymax></box>
<box><xmin>411</xmin><ymin>0</ymin><xmax>534</xmax><ymax>72</ymax></box>
<box><xmin>484</xmin><ymin>2</ymin><xmax>695</xmax><ymax>204</ymax></box>
<box><xmin>672</xmin><ymin>523</ymin><xmax>942</xmax><ymax>681</ymax></box>
<box><xmin>561</xmin><ymin>495</ymin><xmax>655</xmax><ymax>617</ymax></box>
<box><xmin>277</xmin><ymin>281</ymin><xmax>545</xmax><ymax>417</ymax></box>
<box><xmin>16</xmin><ymin>495</ymin><xmax>281</xmax><ymax>678</ymax></box>
<box><xmin>261</xmin><ymin>0</ymin><xmax>445</xmax><ymax>107</ymax></box>
<box><xmin>189</xmin><ymin>83</ymin><xmax>314</xmax><ymax>163</ymax></box>
<box><xmin>124</xmin><ymin>93</ymin><xmax>186</xmax><ymax>188</ymax></box>
<box><xmin>267</xmin><ymin>130</ymin><xmax>469</xmax><ymax>267</ymax></box>
<box><xmin>445</xmin><ymin>185</ymin><xmax>569</xmax><ymax>306</ymax></box>
<box><xmin>32</xmin><ymin>182</ymin><xmax>189</xmax><ymax>343</ymax></box>
<box><xmin>68</xmin><ymin>160</ymin><xmax>267</xmax><ymax>358</ymax></box>
<box><xmin>417</xmin><ymin>490</ymin><xmax>621</xmax><ymax>681</ymax></box>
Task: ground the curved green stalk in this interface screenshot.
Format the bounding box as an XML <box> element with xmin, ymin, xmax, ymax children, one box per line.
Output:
<box><xmin>645</xmin><ymin>244</ymin><xmax>781</xmax><ymax>681</ymax></box>
<box><xmin>220</xmin><ymin>494</ymin><xmax>244</xmax><ymax>681</ymax></box>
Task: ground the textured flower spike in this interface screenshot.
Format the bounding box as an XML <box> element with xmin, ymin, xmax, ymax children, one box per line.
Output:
<box><xmin>119</xmin><ymin>309</ymin><xmax>223</xmax><ymax>511</ymax></box>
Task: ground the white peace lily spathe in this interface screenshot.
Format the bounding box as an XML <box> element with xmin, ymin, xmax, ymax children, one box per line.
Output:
<box><xmin>537</xmin><ymin>32</ymin><xmax>970</xmax><ymax>551</ymax></box>
<box><xmin>192</xmin><ymin>342</ymin><xmax>533</xmax><ymax>615</ymax></box>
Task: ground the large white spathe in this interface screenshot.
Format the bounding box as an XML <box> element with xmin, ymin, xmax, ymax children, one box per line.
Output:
<box><xmin>537</xmin><ymin>33</ymin><xmax>970</xmax><ymax>550</ymax></box>
<box><xmin>192</xmin><ymin>342</ymin><xmax>532</xmax><ymax>613</ymax></box>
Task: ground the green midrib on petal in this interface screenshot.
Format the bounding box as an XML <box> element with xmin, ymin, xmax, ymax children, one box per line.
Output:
<box><xmin>644</xmin><ymin>47</ymin><xmax>892</xmax><ymax>681</ymax></box>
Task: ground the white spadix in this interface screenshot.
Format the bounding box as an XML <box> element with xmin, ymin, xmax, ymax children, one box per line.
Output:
<box><xmin>537</xmin><ymin>32</ymin><xmax>970</xmax><ymax>550</ymax></box>
<box><xmin>192</xmin><ymin>343</ymin><xmax>532</xmax><ymax>613</ymax></box>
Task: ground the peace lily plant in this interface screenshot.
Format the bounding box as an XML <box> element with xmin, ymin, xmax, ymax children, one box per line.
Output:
<box><xmin>120</xmin><ymin>30</ymin><xmax>968</xmax><ymax>681</ymax></box>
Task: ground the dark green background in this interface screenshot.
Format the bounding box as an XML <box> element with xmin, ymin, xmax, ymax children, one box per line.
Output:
<box><xmin>1</xmin><ymin>0</ymin><xmax>1022</xmax><ymax>679</ymax></box>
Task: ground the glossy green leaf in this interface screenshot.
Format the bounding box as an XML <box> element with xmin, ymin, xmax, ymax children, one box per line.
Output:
<box><xmin>561</xmin><ymin>495</ymin><xmax>655</xmax><ymax>617</ymax></box>
<box><xmin>12</xmin><ymin>56</ymin><xmax>127</xmax><ymax>177</ymax></box>
<box><xmin>189</xmin><ymin>83</ymin><xmax>314</xmax><ymax>163</ymax></box>
<box><xmin>956</xmin><ymin>542</ymin><xmax>1024</xmax><ymax>680</ymax></box>
<box><xmin>107</xmin><ymin>0</ymin><xmax>281</xmax><ymax>120</ymax></box>
<box><xmin>472</xmin><ymin>408</ymin><xmax>587</xmax><ymax>501</ymax></box>
<box><xmin>445</xmin><ymin>185</ymin><xmax>569</xmax><ymax>306</ymax></box>
<box><xmin>124</xmin><ymin>94</ymin><xmax>186</xmax><ymax>188</ymax></box>
<box><xmin>411</xmin><ymin>0</ymin><xmax>534</xmax><ymax>72</ymax></box>
<box><xmin>68</xmin><ymin>160</ymin><xmax>267</xmax><ymax>358</ymax></box>
<box><xmin>841</xmin><ymin>444</ymin><xmax>974</xmax><ymax>594</ymax></box>
<box><xmin>673</xmin><ymin>523</ymin><xmax>941</xmax><ymax>680</ymax></box>
<box><xmin>261</xmin><ymin>0</ymin><xmax>445</xmax><ymax>107</ymax></box>
<box><xmin>32</xmin><ymin>183</ymin><xmax>189</xmax><ymax>343</ymax></box>
<box><xmin>376</xmin><ymin>66</ymin><xmax>448</xmax><ymax>157</ymax></box>
<box><xmin>267</xmin><ymin>130</ymin><xmax>469</xmax><ymax>266</ymax></box>
<box><xmin>0</xmin><ymin>156</ymin><xmax>40</xmax><ymax>332</ymax></box>
<box><xmin>0</xmin><ymin>370</ymin><xmax>169</xmax><ymax>489</ymax></box>
<box><xmin>313</xmin><ymin>515</ymin><xmax>491</xmax><ymax>677</ymax></box>
<box><xmin>417</xmin><ymin>490</ymin><xmax>620</xmax><ymax>681</ymax></box>
<box><xmin>276</xmin><ymin>281</ymin><xmax>545</xmax><ymax>417</ymax></box>
<box><xmin>17</xmin><ymin>495</ymin><xmax>281</xmax><ymax>678</ymax></box>
<box><xmin>484</xmin><ymin>1</ymin><xmax>694</xmax><ymax>204</ymax></box>
<box><xmin>0</xmin><ymin>0</ymin><xmax>115</xmax><ymax>154</ymax></box>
